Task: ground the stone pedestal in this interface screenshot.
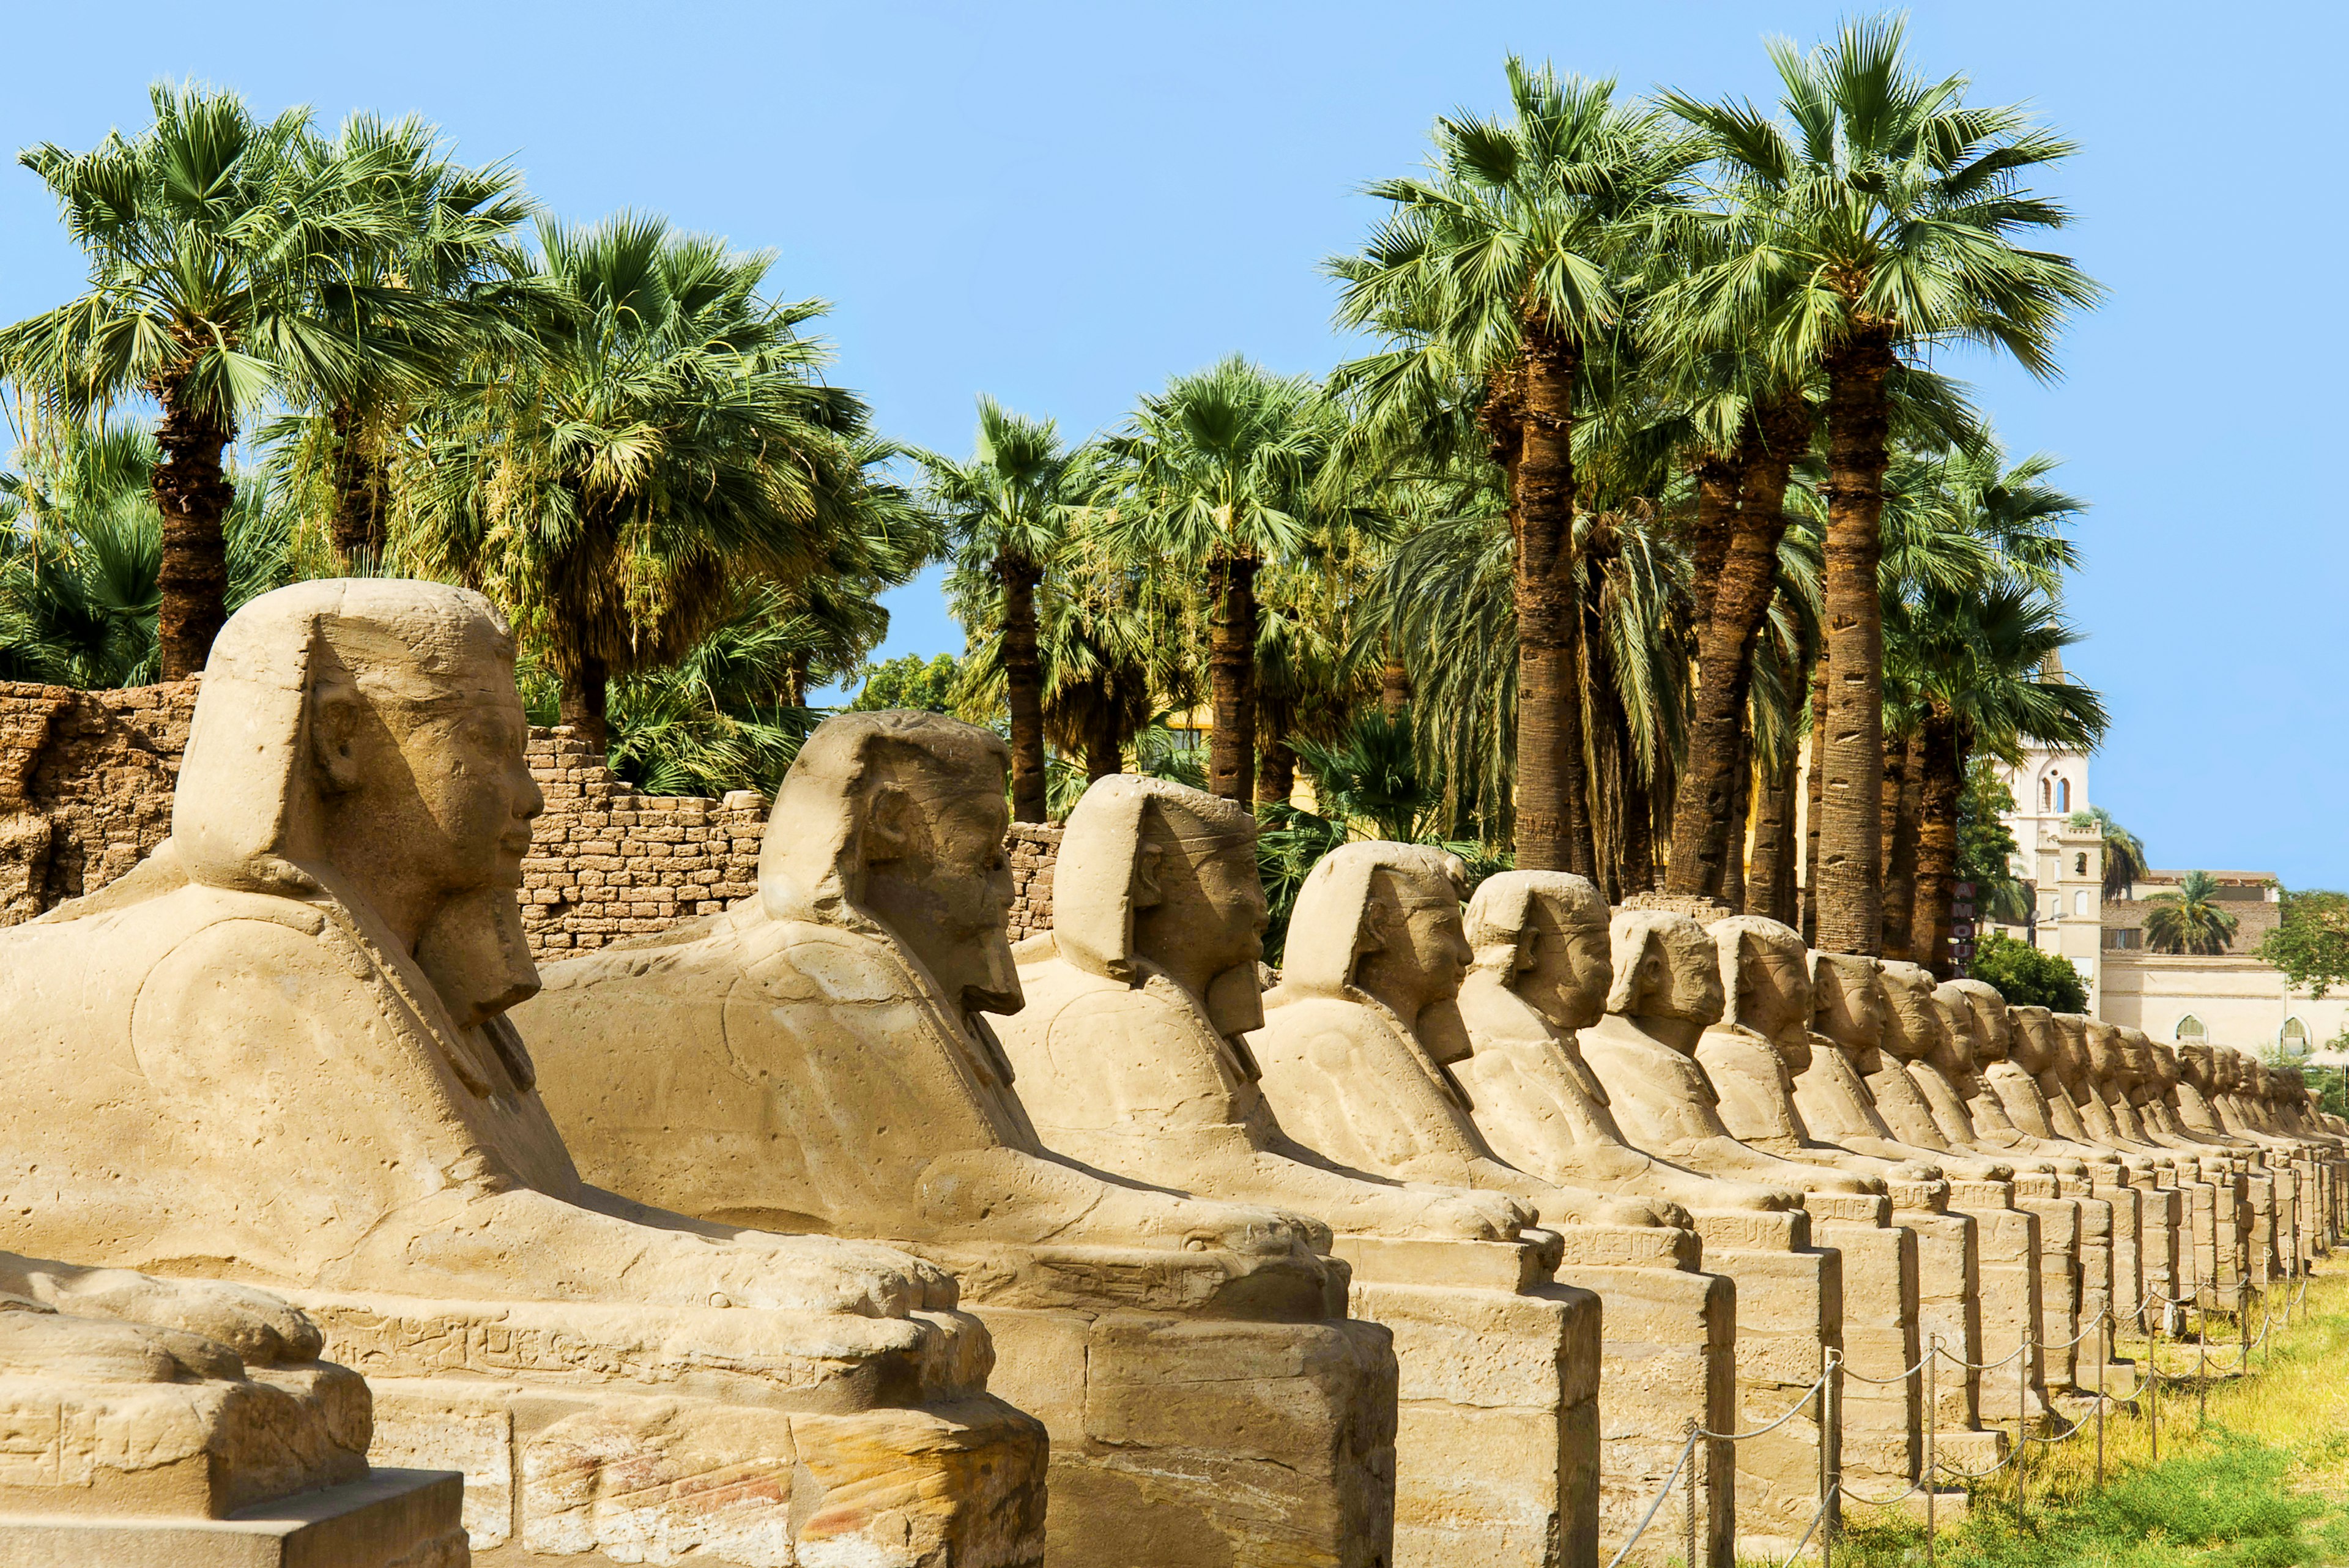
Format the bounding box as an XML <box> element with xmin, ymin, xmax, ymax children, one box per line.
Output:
<box><xmin>1334</xmin><ymin>1232</ymin><xmax>1738</xmax><ymax>1561</ymax></box>
<box><xmin>981</xmin><ymin>1307</ymin><xmax>1397</xmax><ymax>1568</ymax></box>
<box><xmin>1688</xmin><ymin>1211</ymin><xmax>1839</xmax><ymax>1555</ymax></box>
<box><xmin>1808</xmin><ymin>1208</ymin><xmax>1918</xmax><ymax>1490</ymax></box>
<box><xmin>300</xmin><ymin>1293</ymin><xmax>1050</xmax><ymax>1568</ymax></box>
<box><xmin>0</xmin><ymin>1468</ymin><xmax>465</xmax><ymax>1568</ymax></box>
<box><xmin>2010</xmin><ymin>1177</ymin><xmax>2081</xmax><ymax>1396</ymax></box>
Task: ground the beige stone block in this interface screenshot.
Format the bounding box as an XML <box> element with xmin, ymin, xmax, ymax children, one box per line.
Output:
<box><xmin>0</xmin><ymin>1468</ymin><xmax>466</xmax><ymax>1568</ymax></box>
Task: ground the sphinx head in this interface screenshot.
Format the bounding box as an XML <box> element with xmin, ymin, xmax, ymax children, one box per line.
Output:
<box><xmin>2007</xmin><ymin>1006</ymin><xmax>2057</xmax><ymax>1075</ymax></box>
<box><xmin>2178</xmin><ymin>1041</ymin><xmax>2217</xmax><ymax>1094</ymax></box>
<box><xmin>1945</xmin><ymin>979</ymin><xmax>2016</xmax><ymax>1068</ymax></box>
<box><xmin>759</xmin><ymin>711</ymin><xmax>1020</xmax><ymax>1018</ymax></box>
<box><xmin>1282</xmin><ymin>842</ymin><xmax>1471</xmax><ymax>1024</ymax></box>
<box><xmin>1877</xmin><ymin>961</ymin><xmax>1948</xmax><ymax>1066</ymax></box>
<box><xmin>1931</xmin><ymin>980</ymin><xmax>1991</xmax><ymax>1085</ymax></box>
<box><xmin>1609</xmin><ymin>909</ymin><xmax>1727</xmax><ymax>1049</ymax></box>
<box><xmin>1465</xmin><ymin>871</ymin><xmax>1611</xmax><ymax>1032</ymax></box>
<box><xmin>1811</xmin><ymin>951</ymin><xmax>1888</xmax><ymax>1068</ymax></box>
<box><xmin>1709</xmin><ymin>916</ymin><xmax>1811</xmax><ymax>1068</ymax></box>
<box><xmin>174</xmin><ymin>579</ymin><xmax>544</xmax><ymax>1030</ymax></box>
<box><xmin>1056</xmin><ymin>775</ymin><xmax>1266</xmax><ymax>1031</ymax></box>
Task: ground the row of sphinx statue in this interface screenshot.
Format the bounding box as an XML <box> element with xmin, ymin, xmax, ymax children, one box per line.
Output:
<box><xmin>0</xmin><ymin>579</ymin><xmax>2337</xmax><ymax>1568</ymax></box>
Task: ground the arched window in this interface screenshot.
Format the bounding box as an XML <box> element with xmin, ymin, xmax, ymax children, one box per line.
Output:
<box><xmin>2057</xmin><ymin>778</ymin><xmax>2071</xmax><ymax>812</ymax></box>
<box><xmin>2074</xmin><ymin>890</ymin><xmax>2092</xmax><ymax>916</ymax></box>
<box><xmin>2041</xmin><ymin>778</ymin><xmax>2052</xmax><ymax>811</ymax></box>
<box><xmin>2075</xmin><ymin>852</ymin><xmax>2088</xmax><ymax>875</ymax></box>
<box><xmin>2282</xmin><ymin>1017</ymin><xmax>2311</xmax><ymax>1058</ymax></box>
<box><xmin>2175</xmin><ymin>1015</ymin><xmax>2207</xmax><ymax>1043</ymax></box>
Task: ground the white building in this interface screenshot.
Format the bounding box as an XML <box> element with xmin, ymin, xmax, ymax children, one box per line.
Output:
<box><xmin>1991</xmin><ymin>712</ymin><xmax>2338</xmax><ymax>1057</ymax></box>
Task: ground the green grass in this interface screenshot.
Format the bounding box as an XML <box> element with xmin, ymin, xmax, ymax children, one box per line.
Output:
<box><xmin>1821</xmin><ymin>1271</ymin><xmax>2349</xmax><ymax>1568</ymax></box>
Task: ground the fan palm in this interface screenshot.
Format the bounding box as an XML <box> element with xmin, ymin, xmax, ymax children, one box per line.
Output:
<box><xmin>403</xmin><ymin>213</ymin><xmax>879</xmax><ymax>751</ymax></box>
<box><xmin>1664</xmin><ymin>17</ymin><xmax>2100</xmax><ymax>953</ymax></box>
<box><xmin>918</xmin><ymin>398</ymin><xmax>1088</xmax><ymax>822</ymax></box>
<box><xmin>1100</xmin><ymin>355</ymin><xmax>1334</xmax><ymax>808</ymax></box>
<box><xmin>2075</xmin><ymin>806</ymin><xmax>2149</xmax><ymax>901</ymax></box>
<box><xmin>1332</xmin><ymin>59</ymin><xmax>1696</xmax><ymax>873</ymax></box>
<box><xmin>0</xmin><ymin>83</ymin><xmax>450</xmax><ymax>675</ymax></box>
<box><xmin>2143</xmin><ymin>871</ymin><xmax>2240</xmax><ymax>957</ymax></box>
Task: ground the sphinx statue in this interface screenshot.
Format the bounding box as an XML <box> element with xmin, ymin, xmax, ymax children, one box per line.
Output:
<box><xmin>0</xmin><ymin>581</ymin><xmax>1045</xmax><ymax>1567</ymax></box>
<box><xmin>1001</xmin><ymin>792</ymin><xmax>1731</xmax><ymax>1568</ymax></box>
<box><xmin>1242</xmin><ymin>841</ymin><xmax>1712</xmax><ymax>1567</ymax></box>
<box><xmin>522</xmin><ymin>716</ymin><xmax>1393</xmax><ymax>1568</ymax></box>
<box><xmin>0</xmin><ymin>1255</ymin><xmax>464</xmax><ymax>1564</ymax></box>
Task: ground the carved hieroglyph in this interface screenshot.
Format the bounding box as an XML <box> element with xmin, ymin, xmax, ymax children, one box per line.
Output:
<box><xmin>0</xmin><ymin>1255</ymin><xmax>466</xmax><ymax>1567</ymax></box>
<box><xmin>1006</xmin><ymin>800</ymin><xmax>1731</xmax><ymax>1567</ymax></box>
<box><xmin>0</xmin><ymin>582</ymin><xmax>1045</xmax><ymax>1567</ymax></box>
<box><xmin>522</xmin><ymin>717</ymin><xmax>1395</xmax><ymax>1568</ymax></box>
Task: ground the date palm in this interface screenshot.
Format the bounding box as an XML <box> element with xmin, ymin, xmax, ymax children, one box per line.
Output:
<box><xmin>1100</xmin><ymin>356</ymin><xmax>1334</xmax><ymax>808</ymax></box>
<box><xmin>1665</xmin><ymin>16</ymin><xmax>2100</xmax><ymax>953</ymax></box>
<box><xmin>404</xmin><ymin>213</ymin><xmax>878</xmax><ymax>750</ymax></box>
<box><xmin>0</xmin><ymin>84</ymin><xmax>448</xmax><ymax>676</ymax></box>
<box><xmin>1332</xmin><ymin>59</ymin><xmax>1694</xmax><ymax>872</ymax></box>
<box><xmin>2144</xmin><ymin>871</ymin><xmax>2240</xmax><ymax>957</ymax></box>
<box><xmin>919</xmin><ymin>398</ymin><xmax>1086</xmax><ymax>822</ymax></box>
<box><xmin>2076</xmin><ymin>806</ymin><xmax>2148</xmax><ymax>901</ymax></box>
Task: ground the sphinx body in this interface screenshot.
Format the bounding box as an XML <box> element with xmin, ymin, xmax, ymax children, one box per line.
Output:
<box><xmin>522</xmin><ymin>715</ymin><xmax>1395</xmax><ymax>1568</ymax></box>
<box><xmin>0</xmin><ymin>582</ymin><xmax>1046</xmax><ymax>1567</ymax></box>
<box><xmin>1237</xmin><ymin>842</ymin><xmax>1727</xmax><ymax>1566</ymax></box>
<box><xmin>998</xmin><ymin>794</ymin><xmax>1730</xmax><ymax>1568</ymax></box>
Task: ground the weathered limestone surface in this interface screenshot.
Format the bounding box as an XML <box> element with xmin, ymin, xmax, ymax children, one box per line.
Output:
<box><xmin>1221</xmin><ymin>847</ymin><xmax>1730</xmax><ymax>1567</ymax></box>
<box><xmin>520</xmin><ymin>715</ymin><xmax>1393</xmax><ymax>1568</ymax></box>
<box><xmin>1570</xmin><ymin>910</ymin><xmax>1857</xmax><ymax>1548</ymax></box>
<box><xmin>0</xmin><ymin>583</ymin><xmax>1045</xmax><ymax>1568</ymax></box>
<box><xmin>0</xmin><ymin>1257</ymin><xmax>464</xmax><ymax>1567</ymax></box>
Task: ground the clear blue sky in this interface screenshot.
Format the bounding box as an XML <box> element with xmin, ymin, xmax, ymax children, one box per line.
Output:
<box><xmin>2</xmin><ymin>2</ymin><xmax>2339</xmax><ymax>882</ymax></box>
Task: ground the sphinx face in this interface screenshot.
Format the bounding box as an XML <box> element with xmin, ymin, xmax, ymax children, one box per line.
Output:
<box><xmin>863</xmin><ymin>773</ymin><xmax>1022</xmax><ymax>1015</ymax></box>
<box><xmin>2007</xmin><ymin>1008</ymin><xmax>2054</xmax><ymax>1074</ymax></box>
<box><xmin>1134</xmin><ymin>825</ymin><xmax>1267</xmax><ymax>983</ymax></box>
<box><xmin>1967</xmin><ymin>992</ymin><xmax>2016</xmax><ymax>1064</ymax></box>
<box><xmin>310</xmin><ymin>645</ymin><xmax>546</xmax><ymax>910</ymax></box>
<box><xmin>2079</xmin><ymin>1019</ymin><xmax>2122</xmax><ymax>1083</ymax></box>
<box><xmin>1876</xmin><ymin>965</ymin><xmax>1943</xmax><ymax>1064</ymax></box>
<box><xmin>1360</xmin><ymin>877</ymin><xmax>1474</xmax><ymax>1016</ymax></box>
<box><xmin>1731</xmin><ymin>934</ymin><xmax>1811</xmax><ymax>1046</ymax></box>
<box><xmin>1513</xmin><ymin>896</ymin><xmax>1612</xmax><ymax>1031</ymax></box>
<box><xmin>1811</xmin><ymin>954</ymin><xmax>1887</xmax><ymax>1067</ymax></box>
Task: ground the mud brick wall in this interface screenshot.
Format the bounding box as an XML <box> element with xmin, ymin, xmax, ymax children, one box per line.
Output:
<box><xmin>1007</xmin><ymin>822</ymin><xmax>1062</xmax><ymax>943</ymax></box>
<box><xmin>0</xmin><ymin>678</ymin><xmax>198</xmax><ymax>921</ymax></box>
<box><xmin>521</xmin><ymin>729</ymin><xmax>770</xmax><ymax>955</ymax></box>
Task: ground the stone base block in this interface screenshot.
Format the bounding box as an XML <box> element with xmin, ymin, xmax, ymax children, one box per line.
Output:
<box><xmin>982</xmin><ymin>1306</ymin><xmax>1395</xmax><ymax>1568</ymax></box>
<box><xmin>1929</xmin><ymin>1427</ymin><xmax>2006</xmax><ymax>1479</ymax></box>
<box><xmin>1572</xmin><ymin>1263</ymin><xmax>1737</xmax><ymax>1567</ymax></box>
<box><xmin>1704</xmin><ymin>1243</ymin><xmax>1838</xmax><ymax>1551</ymax></box>
<box><xmin>1813</xmin><ymin>1223</ymin><xmax>1919</xmax><ymax>1488</ymax></box>
<box><xmin>0</xmin><ymin>1468</ymin><xmax>465</xmax><ymax>1568</ymax></box>
<box><xmin>1350</xmin><ymin>1274</ymin><xmax>1597</xmax><ymax>1568</ymax></box>
<box><xmin>369</xmin><ymin>1383</ymin><xmax>1045</xmax><ymax>1568</ymax></box>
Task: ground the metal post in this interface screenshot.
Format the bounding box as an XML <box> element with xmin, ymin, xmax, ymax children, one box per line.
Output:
<box><xmin>2197</xmin><ymin>1315</ymin><xmax>2208</xmax><ymax>1427</ymax></box>
<box><xmin>2148</xmin><ymin>1306</ymin><xmax>2159</xmax><ymax>1466</ymax></box>
<box><xmin>2096</xmin><ymin>1311</ymin><xmax>2107</xmax><ymax>1488</ymax></box>
<box><xmin>1926</xmin><ymin>1336</ymin><xmax>1939</xmax><ymax>1568</ymax></box>
<box><xmin>2240</xmin><ymin>1276</ymin><xmax>2251</xmax><ymax>1375</ymax></box>
<box><xmin>1684</xmin><ymin>1418</ymin><xmax>1698</xmax><ymax>1568</ymax></box>
<box><xmin>2018</xmin><ymin>1323</ymin><xmax>2031</xmax><ymax>1525</ymax></box>
<box><xmin>1826</xmin><ymin>1352</ymin><xmax>1842</xmax><ymax>1557</ymax></box>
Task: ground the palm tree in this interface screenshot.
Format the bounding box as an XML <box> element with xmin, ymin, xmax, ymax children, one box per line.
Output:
<box><xmin>919</xmin><ymin>398</ymin><xmax>1086</xmax><ymax>823</ymax></box>
<box><xmin>1664</xmin><ymin>17</ymin><xmax>2101</xmax><ymax>953</ymax></box>
<box><xmin>0</xmin><ymin>84</ymin><xmax>448</xmax><ymax>677</ymax></box>
<box><xmin>1331</xmin><ymin>59</ymin><xmax>1695</xmax><ymax>873</ymax></box>
<box><xmin>2143</xmin><ymin>871</ymin><xmax>2240</xmax><ymax>956</ymax></box>
<box><xmin>2074</xmin><ymin>805</ymin><xmax>2148</xmax><ymax>901</ymax></box>
<box><xmin>404</xmin><ymin>213</ymin><xmax>881</xmax><ymax>751</ymax></box>
<box><xmin>288</xmin><ymin>113</ymin><xmax>533</xmax><ymax>565</ymax></box>
<box><xmin>1101</xmin><ymin>355</ymin><xmax>1332</xmax><ymax>808</ymax></box>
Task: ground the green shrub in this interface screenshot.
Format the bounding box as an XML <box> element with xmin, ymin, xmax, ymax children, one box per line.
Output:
<box><xmin>1967</xmin><ymin>929</ymin><xmax>2089</xmax><ymax>1013</ymax></box>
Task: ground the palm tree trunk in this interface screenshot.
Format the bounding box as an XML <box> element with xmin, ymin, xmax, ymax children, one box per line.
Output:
<box><xmin>1748</xmin><ymin>737</ymin><xmax>1797</xmax><ymax>924</ymax></box>
<box><xmin>785</xmin><ymin>651</ymin><xmax>810</xmax><ymax>709</ymax></box>
<box><xmin>1258</xmin><ymin>739</ymin><xmax>1296</xmax><ymax>808</ymax></box>
<box><xmin>1085</xmin><ymin>711</ymin><xmax>1123</xmax><ymax>781</ymax></box>
<box><xmin>152</xmin><ymin>379</ymin><xmax>237</xmax><ymax>681</ymax></box>
<box><xmin>1381</xmin><ymin>644</ymin><xmax>1412</xmax><ymax>719</ymax></box>
<box><xmin>1814</xmin><ymin>326</ymin><xmax>1897</xmax><ymax>954</ymax></box>
<box><xmin>560</xmin><ymin>655</ymin><xmax>610</xmax><ymax>755</ymax></box>
<box><xmin>1206</xmin><ymin>554</ymin><xmax>1259</xmax><ymax>809</ymax></box>
<box><xmin>327</xmin><ymin>399</ymin><xmax>387</xmax><ymax>566</ymax></box>
<box><xmin>1688</xmin><ymin>454</ymin><xmax>1739</xmax><ymax>628</ymax></box>
<box><xmin>1915</xmin><ymin>707</ymin><xmax>1964</xmax><ymax>979</ymax></box>
<box><xmin>1000</xmin><ymin>554</ymin><xmax>1049</xmax><ymax>823</ymax></box>
<box><xmin>1802</xmin><ymin>652</ymin><xmax>1828</xmax><ymax>946</ymax></box>
<box><xmin>1664</xmin><ymin>397</ymin><xmax>1808</xmax><ymax>897</ymax></box>
<box><xmin>1880</xmin><ymin>729</ymin><xmax>1917</xmax><ymax>960</ymax></box>
<box><xmin>1721</xmin><ymin>721</ymin><xmax>1751</xmax><ymax>910</ymax></box>
<box><xmin>1511</xmin><ymin>325</ymin><xmax>1594</xmax><ymax>877</ymax></box>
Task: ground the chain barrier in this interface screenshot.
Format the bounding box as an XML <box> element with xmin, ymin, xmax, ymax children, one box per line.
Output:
<box><xmin>1594</xmin><ymin>1169</ymin><xmax>2342</xmax><ymax>1567</ymax></box>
